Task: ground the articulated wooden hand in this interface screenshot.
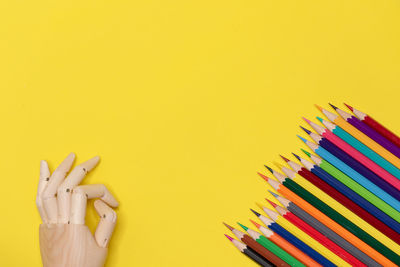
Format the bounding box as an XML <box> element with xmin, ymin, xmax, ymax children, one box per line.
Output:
<box><xmin>36</xmin><ymin>153</ymin><xmax>119</xmax><ymax>267</ymax></box>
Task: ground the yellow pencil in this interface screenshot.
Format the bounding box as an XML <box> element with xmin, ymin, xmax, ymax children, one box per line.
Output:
<box><xmin>317</xmin><ymin>105</ymin><xmax>400</xmax><ymax>169</ymax></box>
<box><xmin>261</xmin><ymin>206</ymin><xmax>352</xmax><ymax>267</ymax></box>
<box><xmin>274</xmin><ymin>163</ymin><xmax>400</xmax><ymax>254</ymax></box>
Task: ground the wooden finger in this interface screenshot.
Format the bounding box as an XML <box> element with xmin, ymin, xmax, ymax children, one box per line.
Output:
<box><xmin>57</xmin><ymin>156</ymin><xmax>100</xmax><ymax>224</ymax></box>
<box><xmin>94</xmin><ymin>199</ymin><xmax>117</xmax><ymax>248</ymax></box>
<box><xmin>42</xmin><ymin>153</ymin><xmax>75</xmax><ymax>223</ymax></box>
<box><xmin>70</xmin><ymin>184</ymin><xmax>118</xmax><ymax>224</ymax></box>
<box><xmin>36</xmin><ymin>160</ymin><xmax>51</xmax><ymax>223</ymax></box>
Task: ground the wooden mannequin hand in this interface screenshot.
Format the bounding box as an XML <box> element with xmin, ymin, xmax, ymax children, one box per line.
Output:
<box><xmin>36</xmin><ymin>153</ymin><xmax>119</xmax><ymax>267</ymax></box>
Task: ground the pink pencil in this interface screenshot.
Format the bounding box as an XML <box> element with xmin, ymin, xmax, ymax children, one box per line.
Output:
<box><xmin>303</xmin><ymin>117</ymin><xmax>400</xmax><ymax>192</ymax></box>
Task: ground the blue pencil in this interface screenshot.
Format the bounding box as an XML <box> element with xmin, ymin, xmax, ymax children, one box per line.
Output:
<box><xmin>250</xmin><ymin>209</ymin><xmax>335</xmax><ymax>267</ymax></box>
<box><xmin>298</xmin><ymin>135</ymin><xmax>400</xmax><ymax>212</ymax></box>
<box><xmin>317</xmin><ymin>116</ymin><xmax>400</xmax><ymax>179</ymax></box>
<box><xmin>293</xmin><ymin>152</ymin><xmax>400</xmax><ymax>234</ymax></box>
<box><xmin>301</xmin><ymin>126</ymin><xmax>400</xmax><ymax>203</ymax></box>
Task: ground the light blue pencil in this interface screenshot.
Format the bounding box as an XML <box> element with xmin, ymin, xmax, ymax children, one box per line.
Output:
<box><xmin>317</xmin><ymin>116</ymin><xmax>400</xmax><ymax>180</ymax></box>
<box><xmin>298</xmin><ymin>135</ymin><xmax>400</xmax><ymax>212</ymax></box>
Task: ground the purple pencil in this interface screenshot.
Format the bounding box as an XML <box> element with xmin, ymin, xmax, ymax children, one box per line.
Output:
<box><xmin>329</xmin><ymin>104</ymin><xmax>400</xmax><ymax>159</ymax></box>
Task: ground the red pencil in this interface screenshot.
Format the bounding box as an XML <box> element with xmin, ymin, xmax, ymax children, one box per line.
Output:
<box><xmin>265</xmin><ymin>200</ymin><xmax>366</xmax><ymax>267</ymax></box>
<box><xmin>345</xmin><ymin>103</ymin><xmax>400</xmax><ymax>149</ymax></box>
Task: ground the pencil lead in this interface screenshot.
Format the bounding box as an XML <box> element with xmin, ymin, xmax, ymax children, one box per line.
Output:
<box><xmin>315</xmin><ymin>104</ymin><xmax>323</xmax><ymax>111</ymax></box>
<box><xmin>302</xmin><ymin>117</ymin><xmax>311</xmax><ymax>124</ymax></box>
<box><xmin>225</xmin><ymin>234</ymin><xmax>234</xmax><ymax>241</ymax></box>
<box><xmin>329</xmin><ymin>103</ymin><xmax>338</xmax><ymax>110</ymax></box>
<box><xmin>250</xmin><ymin>219</ymin><xmax>261</xmax><ymax>228</ymax></box>
<box><xmin>300</xmin><ymin>148</ymin><xmax>311</xmax><ymax>157</ymax></box>
<box><xmin>344</xmin><ymin>103</ymin><xmax>353</xmax><ymax>111</ymax></box>
<box><xmin>223</xmin><ymin>222</ymin><xmax>234</xmax><ymax>231</ymax></box>
<box><xmin>237</xmin><ymin>222</ymin><xmax>248</xmax><ymax>231</ymax></box>
<box><xmin>280</xmin><ymin>155</ymin><xmax>290</xmax><ymax>162</ymax></box>
<box><xmin>256</xmin><ymin>202</ymin><xmax>264</xmax><ymax>210</ymax></box>
<box><xmin>300</xmin><ymin>126</ymin><xmax>311</xmax><ymax>135</ymax></box>
<box><xmin>316</xmin><ymin>116</ymin><xmax>324</xmax><ymax>123</ymax></box>
<box><xmin>297</xmin><ymin>135</ymin><xmax>308</xmax><ymax>143</ymax></box>
<box><xmin>266</xmin><ymin>199</ymin><xmax>278</xmax><ymax>208</ymax></box>
<box><xmin>273</xmin><ymin>161</ymin><xmax>285</xmax><ymax>170</ymax></box>
<box><xmin>292</xmin><ymin>153</ymin><xmax>301</xmax><ymax>161</ymax></box>
<box><xmin>264</xmin><ymin>165</ymin><xmax>274</xmax><ymax>174</ymax></box>
<box><xmin>268</xmin><ymin>190</ymin><xmax>279</xmax><ymax>198</ymax></box>
<box><xmin>257</xmin><ymin>172</ymin><xmax>269</xmax><ymax>181</ymax></box>
<box><xmin>250</xmin><ymin>209</ymin><xmax>261</xmax><ymax>217</ymax></box>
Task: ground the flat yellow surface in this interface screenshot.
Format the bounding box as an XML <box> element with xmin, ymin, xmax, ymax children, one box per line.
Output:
<box><xmin>1</xmin><ymin>1</ymin><xmax>400</xmax><ymax>266</ymax></box>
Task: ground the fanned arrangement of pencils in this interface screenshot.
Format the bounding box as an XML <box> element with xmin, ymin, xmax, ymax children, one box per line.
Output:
<box><xmin>224</xmin><ymin>103</ymin><xmax>400</xmax><ymax>267</ymax></box>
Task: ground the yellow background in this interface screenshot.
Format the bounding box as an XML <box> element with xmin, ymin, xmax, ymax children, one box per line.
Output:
<box><xmin>1</xmin><ymin>0</ymin><xmax>400</xmax><ymax>266</ymax></box>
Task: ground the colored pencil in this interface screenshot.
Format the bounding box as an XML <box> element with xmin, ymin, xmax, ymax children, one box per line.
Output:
<box><xmin>250</xmin><ymin>209</ymin><xmax>335</xmax><ymax>267</ymax></box>
<box><xmin>292</xmin><ymin>153</ymin><xmax>400</xmax><ymax>235</ymax></box>
<box><xmin>271</xmin><ymin>163</ymin><xmax>400</xmax><ymax>259</ymax></box>
<box><xmin>225</xmin><ymin>234</ymin><xmax>274</xmax><ymax>267</ymax></box>
<box><xmin>267</xmin><ymin>191</ymin><xmax>381</xmax><ymax>267</ymax></box>
<box><xmin>318</xmin><ymin>116</ymin><xmax>400</xmax><ymax>179</ymax></box>
<box><xmin>249</xmin><ymin>219</ymin><xmax>322</xmax><ymax>267</ymax></box>
<box><xmin>300</xmin><ymin>149</ymin><xmax>400</xmax><ymax>224</ymax></box>
<box><xmin>263</xmin><ymin>201</ymin><xmax>366</xmax><ymax>266</ymax></box>
<box><xmin>224</xmin><ymin>222</ymin><xmax>290</xmax><ymax>267</ymax></box>
<box><xmin>345</xmin><ymin>103</ymin><xmax>400</xmax><ymax>149</ymax></box>
<box><xmin>257</xmin><ymin>205</ymin><xmax>352</xmax><ymax>267</ymax></box>
<box><xmin>330</xmin><ymin>104</ymin><xmax>400</xmax><ymax>159</ymax></box>
<box><xmin>238</xmin><ymin>222</ymin><xmax>306</xmax><ymax>267</ymax></box>
<box><xmin>304</xmin><ymin>117</ymin><xmax>400</xmax><ymax>189</ymax></box>
<box><xmin>302</xmin><ymin>126</ymin><xmax>400</xmax><ymax>203</ymax></box>
<box><xmin>283</xmin><ymin>154</ymin><xmax>400</xmax><ymax>243</ymax></box>
<box><xmin>316</xmin><ymin>105</ymin><xmax>400</xmax><ymax>169</ymax></box>
<box><xmin>298</xmin><ymin>135</ymin><xmax>400</xmax><ymax>212</ymax></box>
<box><xmin>260</xmin><ymin>174</ymin><xmax>396</xmax><ymax>266</ymax></box>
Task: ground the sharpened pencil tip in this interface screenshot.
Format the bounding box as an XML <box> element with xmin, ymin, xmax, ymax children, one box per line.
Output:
<box><xmin>315</xmin><ymin>104</ymin><xmax>323</xmax><ymax>111</ymax></box>
<box><xmin>300</xmin><ymin>126</ymin><xmax>311</xmax><ymax>135</ymax></box>
<box><xmin>250</xmin><ymin>209</ymin><xmax>261</xmax><ymax>217</ymax></box>
<box><xmin>292</xmin><ymin>153</ymin><xmax>301</xmax><ymax>161</ymax></box>
<box><xmin>268</xmin><ymin>190</ymin><xmax>279</xmax><ymax>197</ymax></box>
<box><xmin>256</xmin><ymin>202</ymin><xmax>264</xmax><ymax>210</ymax></box>
<box><xmin>264</xmin><ymin>165</ymin><xmax>274</xmax><ymax>174</ymax></box>
<box><xmin>266</xmin><ymin>199</ymin><xmax>278</xmax><ymax>208</ymax></box>
<box><xmin>329</xmin><ymin>103</ymin><xmax>338</xmax><ymax>110</ymax></box>
<box><xmin>237</xmin><ymin>222</ymin><xmax>248</xmax><ymax>231</ymax></box>
<box><xmin>223</xmin><ymin>222</ymin><xmax>234</xmax><ymax>231</ymax></box>
<box><xmin>302</xmin><ymin>117</ymin><xmax>311</xmax><ymax>124</ymax></box>
<box><xmin>316</xmin><ymin>116</ymin><xmax>323</xmax><ymax>123</ymax></box>
<box><xmin>280</xmin><ymin>155</ymin><xmax>289</xmax><ymax>162</ymax></box>
<box><xmin>301</xmin><ymin>148</ymin><xmax>311</xmax><ymax>157</ymax></box>
<box><xmin>257</xmin><ymin>172</ymin><xmax>269</xmax><ymax>182</ymax></box>
<box><xmin>225</xmin><ymin>234</ymin><xmax>234</xmax><ymax>241</ymax></box>
<box><xmin>250</xmin><ymin>219</ymin><xmax>261</xmax><ymax>228</ymax></box>
<box><xmin>344</xmin><ymin>103</ymin><xmax>353</xmax><ymax>111</ymax></box>
<box><xmin>297</xmin><ymin>135</ymin><xmax>308</xmax><ymax>143</ymax></box>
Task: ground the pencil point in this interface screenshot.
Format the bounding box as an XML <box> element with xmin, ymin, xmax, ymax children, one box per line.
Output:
<box><xmin>256</xmin><ymin>202</ymin><xmax>264</xmax><ymax>210</ymax></box>
<box><xmin>250</xmin><ymin>209</ymin><xmax>261</xmax><ymax>217</ymax></box>
<box><xmin>257</xmin><ymin>172</ymin><xmax>269</xmax><ymax>181</ymax></box>
<box><xmin>344</xmin><ymin>103</ymin><xmax>353</xmax><ymax>111</ymax></box>
<box><xmin>266</xmin><ymin>199</ymin><xmax>277</xmax><ymax>208</ymax></box>
<box><xmin>280</xmin><ymin>155</ymin><xmax>289</xmax><ymax>162</ymax></box>
<box><xmin>329</xmin><ymin>103</ymin><xmax>338</xmax><ymax>110</ymax></box>
<box><xmin>316</xmin><ymin>116</ymin><xmax>323</xmax><ymax>123</ymax></box>
<box><xmin>297</xmin><ymin>135</ymin><xmax>308</xmax><ymax>143</ymax></box>
<box><xmin>292</xmin><ymin>153</ymin><xmax>301</xmax><ymax>161</ymax></box>
<box><xmin>250</xmin><ymin>219</ymin><xmax>261</xmax><ymax>228</ymax></box>
<box><xmin>301</xmin><ymin>148</ymin><xmax>311</xmax><ymax>157</ymax></box>
<box><xmin>237</xmin><ymin>222</ymin><xmax>248</xmax><ymax>231</ymax></box>
<box><xmin>223</xmin><ymin>222</ymin><xmax>234</xmax><ymax>231</ymax></box>
<box><xmin>315</xmin><ymin>104</ymin><xmax>323</xmax><ymax>111</ymax></box>
<box><xmin>300</xmin><ymin>126</ymin><xmax>311</xmax><ymax>135</ymax></box>
<box><xmin>225</xmin><ymin>234</ymin><xmax>234</xmax><ymax>241</ymax></box>
<box><xmin>268</xmin><ymin>190</ymin><xmax>279</xmax><ymax>198</ymax></box>
<box><xmin>264</xmin><ymin>165</ymin><xmax>274</xmax><ymax>174</ymax></box>
<box><xmin>302</xmin><ymin>117</ymin><xmax>311</xmax><ymax>124</ymax></box>
<box><xmin>274</xmin><ymin>161</ymin><xmax>284</xmax><ymax>170</ymax></box>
